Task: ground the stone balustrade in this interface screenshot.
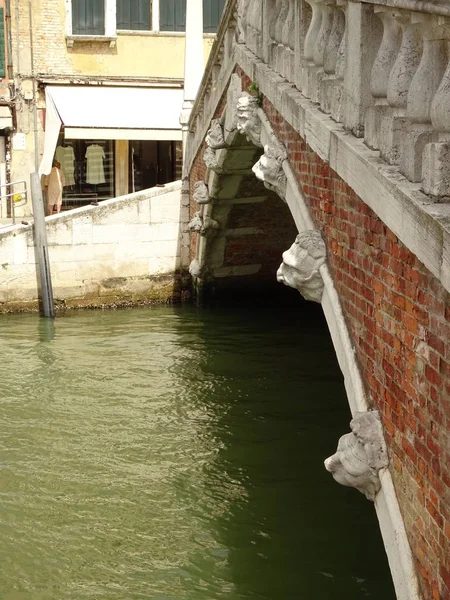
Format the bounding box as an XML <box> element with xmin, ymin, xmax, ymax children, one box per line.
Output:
<box><xmin>187</xmin><ymin>0</ymin><xmax>450</xmax><ymax>201</ymax></box>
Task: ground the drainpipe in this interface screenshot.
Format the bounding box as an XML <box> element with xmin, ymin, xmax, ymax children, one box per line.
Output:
<box><xmin>180</xmin><ymin>0</ymin><xmax>204</xmax><ymax>170</ymax></box>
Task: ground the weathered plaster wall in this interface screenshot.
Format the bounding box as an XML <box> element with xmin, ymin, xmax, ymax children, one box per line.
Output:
<box><xmin>0</xmin><ymin>181</ymin><xmax>190</xmax><ymax>311</ymax></box>
<box><xmin>10</xmin><ymin>0</ymin><xmax>214</xmax><ymax>78</ymax></box>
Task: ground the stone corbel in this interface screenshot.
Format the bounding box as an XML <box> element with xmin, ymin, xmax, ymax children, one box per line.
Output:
<box><xmin>193</xmin><ymin>181</ymin><xmax>211</xmax><ymax>205</ymax></box>
<box><xmin>324</xmin><ymin>411</ymin><xmax>389</xmax><ymax>501</ymax></box>
<box><xmin>188</xmin><ymin>211</ymin><xmax>203</xmax><ymax>232</ymax></box>
<box><xmin>189</xmin><ymin>259</ymin><xmax>203</xmax><ymax>277</ymax></box>
<box><xmin>236</xmin><ymin>92</ymin><xmax>263</xmax><ymax>147</ymax></box>
<box><xmin>206</xmin><ymin>119</ymin><xmax>226</xmax><ymax>149</ymax></box>
<box><xmin>203</xmin><ymin>147</ymin><xmax>220</xmax><ymax>172</ymax></box>
<box><xmin>188</xmin><ymin>212</ymin><xmax>220</xmax><ymax>237</ymax></box>
<box><xmin>200</xmin><ymin>216</ymin><xmax>220</xmax><ymax>237</ymax></box>
<box><xmin>276</xmin><ymin>230</ymin><xmax>326</xmax><ymax>302</ymax></box>
<box><xmin>252</xmin><ymin>138</ymin><xmax>288</xmax><ymax>199</ymax></box>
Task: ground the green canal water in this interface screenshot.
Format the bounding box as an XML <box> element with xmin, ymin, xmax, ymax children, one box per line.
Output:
<box><xmin>0</xmin><ymin>303</ymin><xmax>396</xmax><ymax>599</ymax></box>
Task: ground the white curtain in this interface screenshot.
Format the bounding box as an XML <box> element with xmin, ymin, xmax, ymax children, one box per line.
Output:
<box><xmin>38</xmin><ymin>88</ymin><xmax>62</xmax><ymax>177</ymax></box>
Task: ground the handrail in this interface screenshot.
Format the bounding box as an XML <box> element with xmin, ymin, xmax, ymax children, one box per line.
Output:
<box><xmin>0</xmin><ymin>180</ymin><xmax>28</xmax><ymax>227</ymax></box>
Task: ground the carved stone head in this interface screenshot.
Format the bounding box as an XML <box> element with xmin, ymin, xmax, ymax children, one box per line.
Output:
<box><xmin>236</xmin><ymin>92</ymin><xmax>262</xmax><ymax>147</ymax></box>
<box><xmin>206</xmin><ymin>119</ymin><xmax>226</xmax><ymax>150</ymax></box>
<box><xmin>189</xmin><ymin>259</ymin><xmax>202</xmax><ymax>277</ymax></box>
<box><xmin>252</xmin><ymin>140</ymin><xmax>288</xmax><ymax>198</ymax></box>
<box><xmin>193</xmin><ymin>181</ymin><xmax>210</xmax><ymax>205</ymax></box>
<box><xmin>188</xmin><ymin>211</ymin><xmax>203</xmax><ymax>232</ymax></box>
<box><xmin>276</xmin><ymin>230</ymin><xmax>326</xmax><ymax>302</ymax></box>
<box><xmin>324</xmin><ymin>411</ymin><xmax>389</xmax><ymax>501</ymax></box>
<box><xmin>203</xmin><ymin>147</ymin><xmax>219</xmax><ymax>171</ymax></box>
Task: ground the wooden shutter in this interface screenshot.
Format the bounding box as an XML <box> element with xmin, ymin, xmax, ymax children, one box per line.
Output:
<box><xmin>117</xmin><ymin>0</ymin><xmax>150</xmax><ymax>30</ymax></box>
<box><xmin>72</xmin><ymin>0</ymin><xmax>105</xmax><ymax>35</ymax></box>
<box><xmin>160</xmin><ymin>0</ymin><xmax>186</xmax><ymax>32</ymax></box>
<box><xmin>0</xmin><ymin>8</ymin><xmax>5</xmax><ymax>78</ymax></box>
<box><xmin>203</xmin><ymin>0</ymin><xmax>225</xmax><ymax>33</ymax></box>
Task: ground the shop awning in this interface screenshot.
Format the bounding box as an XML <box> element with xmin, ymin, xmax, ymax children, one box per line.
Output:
<box><xmin>47</xmin><ymin>85</ymin><xmax>184</xmax><ymax>141</ymax></box>
<box><xmin>39</xmin><ymin>84</ymin><xmax>184</xmax><ymax>175</ymax></box>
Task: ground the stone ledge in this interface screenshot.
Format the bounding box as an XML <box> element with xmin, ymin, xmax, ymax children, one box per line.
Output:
<box><xmin>66</xmin><ymin>35</ymin><xmax>117</xmax><ymax>48</ymax></box>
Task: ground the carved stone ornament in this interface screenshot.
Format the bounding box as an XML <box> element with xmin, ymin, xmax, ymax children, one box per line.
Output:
<box><xmin>252</xmin><ymin>139</ymin><xmax>288</xmax><ymax>199</ymax></box>
<box><xmin>324</xmin><ymin>411</ymin><xmax>389</xmax><ymax>501</ymax></box>
<box><xmin>206</xmin><ymin>119</ymin><xmax>226</xmax><ymax>149</ymax></box>
<box><xmin>236</xmin><ymin>92</ymin><xmax>262</xmax><ymax>147</ymax></box>
<box><xmin>189</xmin><ymin>259</ymin><xmax>202</xmax><ymax>278</ymax></box>
<box><xmin>203</xmin><ymin>147</ymin><xmax>219</xmax><ymax>171</ymax></box>
<box><xmin>276</xmin><ymin>230</ymin><xmax>326</xmax><ymax>302</ymax></box>
<box><xmin>188</xmin><ymin>212</ymin><xmax>219</xmax><ymax>237</ymax></box>
<box><xmin>193</xmin><ymin>181</ymin><xmax>210</xmax><ymax>205</ymax></box>
<box><xmin>188</xmin><ymin>211</ymin><xmax>203</xmax><ymax>232</ymax></box>
<box><xmin>200</xmin><ymin>216</ymin><xmax>220</xmax><ymax>237</ymax></box>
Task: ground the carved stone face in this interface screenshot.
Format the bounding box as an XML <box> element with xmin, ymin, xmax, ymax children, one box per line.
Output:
<box><xmin>236</xmin><ymin>92</ymin><xmax>262</xmax><ymax>147</ymax></box>
<box><xmin>252</xmin><ymin>142</ymin><xmax>287</xmax><ymax>197</ymax></box>
<box><xmin>193</xmin><ymin>181</ymin><xmax>210</xmax><ymax>205</ymax></box>
<box><xmin>324</xmin><ymin>411</ymin><xmax>388</xmax><ymax>501</ymax></box>
<box><xmin>206</xmin><ymin>119</ymin><xmax>226</xmax><ymax>150</ymax></box>
<box><xmin>276</xmin><ymin>231</ymin><xmax>326</xmax><ymax>302</ymax></box>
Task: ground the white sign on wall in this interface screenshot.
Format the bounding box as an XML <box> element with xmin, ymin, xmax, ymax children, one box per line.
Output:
<box><xmin>12</xmin><ymin>133</ymin><xmax>26</xmax><ymax>151</ymax></box>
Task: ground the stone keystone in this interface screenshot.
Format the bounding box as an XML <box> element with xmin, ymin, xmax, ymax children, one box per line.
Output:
<box><xmin>276</xmin><ymin>230</ymin><xmax>326</xmax><ymax>302</ymax></box>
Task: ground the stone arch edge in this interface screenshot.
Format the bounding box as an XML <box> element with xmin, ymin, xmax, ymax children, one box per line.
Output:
<box><xmin>189</xmin><ymin>95</ymin><xmax>423</xmax><ymax>600</ymax></box>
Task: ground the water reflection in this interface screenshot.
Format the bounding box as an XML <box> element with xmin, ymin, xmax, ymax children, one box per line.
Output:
<box><xmin>0</xmin><ymin>305</ymin><xmax>395</xmax><ymax>599</ymax></box>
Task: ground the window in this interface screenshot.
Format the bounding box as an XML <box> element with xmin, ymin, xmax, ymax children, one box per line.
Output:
<box><xmin>117</xmin><ymin>0</ymin><xmax>151</xmax><ymax>30</ymax></box>
<box><xmin>72</xmin><ymin>0</ymin><xmax>105</xmax><ymax>35</ymax></box>
<box><xmin>159</xmin><ymin>0</ymin><xmax>224</xmax><ymax>33</ymax></box>
<box><xmin>203</xmin><ymin>0</ymin><xmax>225</xmax><ymax>33</ymax></box>
<box><xmin>160</xmin><ymin>0</ymin><xmax>186</xmax><ymax>32</ymax></box>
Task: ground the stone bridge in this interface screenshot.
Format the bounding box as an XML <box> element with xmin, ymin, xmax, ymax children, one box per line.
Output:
<box><xmin>183</xmin><ymin>1</ymin><xmax>450</xmax><ymax>598</ymax></box>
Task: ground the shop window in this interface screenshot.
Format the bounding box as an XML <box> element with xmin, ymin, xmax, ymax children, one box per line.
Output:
<box><xmin>117</xmin><ymin>0</ymin><xmax>151</xmax><ymax>30</ymax></box>
<box><xmin>54</xmin><ymin>136</ymin><xmax>115</xmax><ymax>210</ymax></box>
<box><xmin>129</xmin><ymin>140</ymin><xmax>179</xmax><ymax>192</ymax></box>
<box><xmin>72</xmin><ymin>0</ymin><xmax>105</xmax><ymax>35</ymax></box>
<box><xmin>203</xmin><ymin>0</ymin><xmax>225</xmax><ymax>33</ymax></box>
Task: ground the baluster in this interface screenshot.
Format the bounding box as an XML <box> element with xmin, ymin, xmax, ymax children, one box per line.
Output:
<box><xmin>423</xmin><ymin>17</ymin><xmax>450</xmax><ymax>198</ymax></box>
<box><xmin>364</xmin><ymin>8</ymin><xmax>402</xmax><ymax>152</ymax></box>
<box><xmin>237</xmin><ymin>0</ymin><xmax>247</xmax><ymax>44</ymax></box>
<box><xmin>321</xmin><ymin>1</ymin><xmax>346</xmax><ymax>115</ymax></box>
<box><xmin>303</xmin><ymin>0</ymin><xmax>323</xmax><ymax>99</ymax></box>
<box><xmin>267</xmin><ymin>0</ymin><xmax>279</xmax><ymax>69</ymax></box>
<box><xmin>281</xmin><ymin>0</ymin><xmax>296</xmax><ymax>80</ymax></box>
<box><xmin>310</xmin><ymin>0</ymin><xmax>335</xmax><ymax>104</ymax></box>
<box><xmin>378</xmin><ymin>11</ymin><xmax>422</xmax><ymax>164</ymax></box>
<box><xmin>273</xmin><ymin>0</ymin><xmax>290</xmax><ymax>75</ymax></box>
<box><xmin>400</xmin><ymin>14</ymin><xmax>447</xmax><ymax>182</ymax></box>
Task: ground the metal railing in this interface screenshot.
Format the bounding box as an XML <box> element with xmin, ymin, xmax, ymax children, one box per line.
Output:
<box><xmin>0</xmin><ymin>180</ymin><xmax>28</xmax><ymax>227</ymax></box>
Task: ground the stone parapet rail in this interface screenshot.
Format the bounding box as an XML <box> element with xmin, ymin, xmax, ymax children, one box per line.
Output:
<box><xmin>186</xmin><ymin>0</ymin><xmax>450</xmax><ymax>298</ymax></box>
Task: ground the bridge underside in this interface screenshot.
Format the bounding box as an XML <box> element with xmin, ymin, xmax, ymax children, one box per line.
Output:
<box><xmin>188</xmin><ymin>132</ymin><xmax>298</xmax><ymax>303</ymax></box>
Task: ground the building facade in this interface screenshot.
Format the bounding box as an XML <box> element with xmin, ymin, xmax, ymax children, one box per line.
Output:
<box><xmin>6</xmin><ymin>0</ymin><xmax>224</xmax><ymax>216</ymax></box>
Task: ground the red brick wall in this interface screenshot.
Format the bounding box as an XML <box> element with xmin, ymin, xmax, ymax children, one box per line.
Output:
<box><xmin>258</xmin><ymin>94</ymin><xmax>450</xmax><ymax>599</ymax></box>
<box><xmin>190</xmin><ymin>66</ymin><xmax>450</xmax><ymax>597</ymax></box>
